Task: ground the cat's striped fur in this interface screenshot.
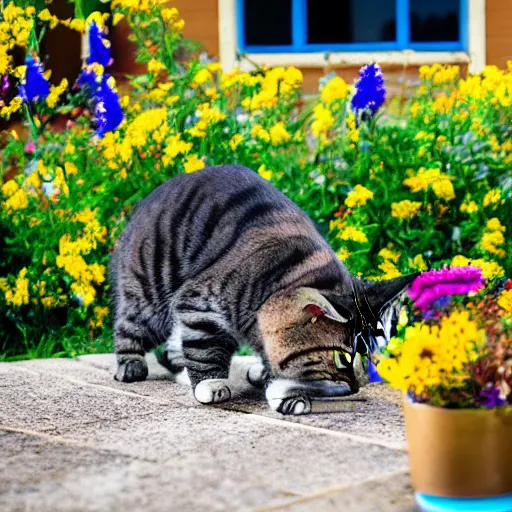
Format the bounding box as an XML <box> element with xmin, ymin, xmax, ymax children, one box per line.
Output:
<box><xmin>110</xmin><ymin>165</ymin><xmax>416</xmax><ymax>414</ymax></box>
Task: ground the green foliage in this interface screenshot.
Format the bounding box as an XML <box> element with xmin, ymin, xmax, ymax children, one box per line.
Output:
<box><xmin>0</xmin><ymin>2</ymin><xmax>511</xmax><ymax>360</ymax></box>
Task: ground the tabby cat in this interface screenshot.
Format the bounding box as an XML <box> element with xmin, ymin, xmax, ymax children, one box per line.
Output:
<box><xmin>110</xmin><ymin>165</ymin><xmax>417</xmax><ymax>415</ymax></box>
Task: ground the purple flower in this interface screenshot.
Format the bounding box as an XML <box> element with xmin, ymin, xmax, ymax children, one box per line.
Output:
<box><xmin>479</xmin><ymin>384</ymin><xmax>506</xmax><ymax>408</ymax></box>
<box><xmin>408</xmin><ymin>266</ymin><xmax>484</xmax><ymax>313</ymax></box>
<box><xmin>351</xmin><ymin>63</ymin><xmax>386</xmax><ymax>118</ymax></box>
<box><xmin>93</xmin><ymin>75</ymin><xmax>123</xmax><ymax>137</ymax></box>
<box><xmin>19</xmin><ymin>55</ymin><xmax>50</xmax><ymax>103</ymax></box>
<box><xmin>87</xmin><ymin>21</ymin><xmax>112</xmax><ymax>68</ymax></box>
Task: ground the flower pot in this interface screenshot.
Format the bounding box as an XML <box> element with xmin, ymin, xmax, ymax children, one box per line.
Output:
<box><xmin>403</xmin><ymin>399</ymin><xmax>512</xmax><ymax>511</ymax></box>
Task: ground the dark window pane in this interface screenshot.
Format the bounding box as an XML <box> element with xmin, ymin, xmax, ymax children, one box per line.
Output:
<box><xmin>307</xmin><ymin>0</ymin><xmax>396</xmax><ymax>44</ymax></box>
<box><xmin>410</xmin><ymin>0</ymin><xmax>460</xmax><ymax>42</ymax></box>
<box><xmin>244</xmin><ymin>0</ymin><xmax>292</xmax><ymax>46</ymax></box>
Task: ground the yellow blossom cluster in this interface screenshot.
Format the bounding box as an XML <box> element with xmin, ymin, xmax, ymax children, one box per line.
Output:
<box><xmin>90</xmin><ymin>306</ymin><xmax>110</xmax><ymax>329</ymax></box>
<box><xmin>56</xmin><ymin>209</ymin><xmax>107</xmax><ymax>307</ymax></box>
<box><xmin>229</xmin><ymin>134</ymin><xmax>243</xmax><ymax>151</ymax></box>
<box><xmin>241</xmin><ymin>66</ymin><xmax>302</xmax><ymax>111</ymax></box>
<box><xmin>391</xmin><ymin>200</ymin><xmax>422</xmax><ymax>219</ymax></box>
<box><xmin>320</xmin><ymin>76</ymin><xmax>350</xmax><ymax>106</ymax></box>
<box><xmin>451</xmin><ymin>255</ymin><xmax>505</xmax><ymax>281</ymax></box>
<box><xmin>1</xmin><ymin>180</ymin><xmax>28</xmax><ymax>213</ymax></box>
<box><xmin>419</xmin><ymin>64</ymin><xmax>460</xmax><ymax>85</ymax></box>
<box><xmin>481</xmin><ymin>218</ymin><xmax>506</xmax><ymax>258</ymax></box>
<box><xmin>498</xmin><ymin>290</ymin><xmax>512</xmax><ymax>318</ymax></box>
<box><xmin>183</xmin><ymin>154</ymin><xmax>205</xmax><ymax>173</ymax></box>
<box><xmin>162</xmin><ymin>133</ymin><xmax>192</xmax><ymax>166</ymax></box>
<box><xmin>378</xmin><ymin>310</ymin><xmax>485</xmax><ymax>397</ymax></box>
<box><xmin>403</xmin><ymin>168</ymin><xmax>455</xmax><ymax>201</ymax></box>
<box><xmin>483</xmin><ymin>189</ymin><xmax>502</xmax><ymax>208</ymax></box>
<box><xmin>344</xmin><ymin>185</ymin><xmax>374</xmax><ymax>208</ymax></box>
<box><xmin>269</xmin><ymin>122</ymin><xmax>291</xmax><ymax>146</ymax></box>
<box><xmin>257</xmin><ymin>165</ymin><xmax>273</xmax><ymax>181</ymax></box>
<box><xmin>187</xmin><ymin>102</ymin><xmax>226</xmax><ymax>138</ymax></box>
<box><xmin>0</xmin><ymin>267</ymin><xmax>29</xmax><ymax>307</ymax></box>
<box><xmin>338</xmin><ymin>226</ymin><xmax>368</xmax><ymax>243</ymax></box>
<box><xmin>378</xmin><ymin>248</ymin><xmax>401</xmax><ymax>263</ymax></box>
<box><xmin>311</xmin><ymin>104</ymin><xmax>334</xmax><ymax>140</ymax></box>
<box><xmin>46</xmin><ymin>78</ymin><xmax>69</xmax><ymax>108</ymax></box>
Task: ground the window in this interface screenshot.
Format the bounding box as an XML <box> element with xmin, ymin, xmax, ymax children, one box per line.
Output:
<box><xmin>238</xmin><ymin>0</ymin><xmax>467</xmax><ymax>53</ymax></box>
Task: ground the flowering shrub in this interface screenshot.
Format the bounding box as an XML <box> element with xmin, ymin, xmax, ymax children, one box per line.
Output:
<box><xmin>0</xmin><ymin>1</ymin><xmax>511</xmax><ymax>359</ymax></box>
<box><xmin>377</xmin><ymin>268</ymin><xmax>512</xmax><ymax>408</ymax></box>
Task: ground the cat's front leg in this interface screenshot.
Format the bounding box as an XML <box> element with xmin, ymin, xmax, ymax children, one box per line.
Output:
<box><xmin>265</xmin><ymin>379</ymin><xmax>353</xmax><ymax>415</ymax></box>
<box><xmin>178</xmin><ymin>312</ymin><xmax>238</xmax><ymax>405</ymax></box>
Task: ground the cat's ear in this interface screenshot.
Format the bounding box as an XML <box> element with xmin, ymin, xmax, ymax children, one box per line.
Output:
<box><xmin>363</xmin><ymin>273</ymin><xmax>419</xmax><ymax>314</ymax></box>
<box><xmin>295</xmin><ymin>287</ymin><xmax>351</xmax><ymax>323</ymax></box>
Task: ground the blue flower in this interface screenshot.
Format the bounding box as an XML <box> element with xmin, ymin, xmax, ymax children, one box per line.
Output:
<box><xmin>19</xmin><ymin>55</ymin><xmax>50</xmax><ymax>103</ymax></box>
<box><xmin>351</xmin><ymin>63</ymin><xmax>386</xmax><ymax>119</ymax></box>
<box><xmin>94</xmin><ymin>75</ymin><xmax>123</xmax><ymax>137</ymax></box>
<box><xmin>87</xmin><ymin>21</ymin><xmax>111</xmax><ymax>68</ymax></box>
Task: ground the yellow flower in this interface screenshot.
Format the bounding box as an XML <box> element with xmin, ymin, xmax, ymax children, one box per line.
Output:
<box><xmin>3</xmin><ymin>188</ymin><xmax>28</xmax><ymax>212</ymax></box>
<box><xmin>483</xmin><ymin>189</ymin><xmax>501</xmax><ymax>208</ymax></box>
<box><xmin>378</xmin><ymin>260</ymin><xmax>402</xmax><ymax>279</ymax></box>
<box><xmin>498</xmin><ymin>290</ymin><xmax>512</xmax><ymax>317</ymax></box>
<box><xmin>403</xmin><ymin>168</ymin><xmax>454</xmax><ymax>200</ymax></box>
<box><xmin>432</xmin><ymin>178</ymin><xmax>455</xmax><ymax>201</ymax></box>
<box><xmin>338</xmin><ymin>226</ymin><xmax>368</xmax><ymax>243</ymax></box>
<box><xmin>460</xmin><ymin>200</ymin><xmax>478</xmax><ymax>214</ymax></box>
<box><xmin>258</xmin><ymin>165</ymin><xmax>273</xmax><ymax>181</ymax></box>
<box><xmin>378</xmin><ymin>248</ymin><xmax>401</xmax><ymax>263</ymax></box>
<box><xmin>320</xmin><ymin>76</ymin><xmax>349</xmax><ymax>105</ymax></box>
<box><xmin>1</xmin><ymin>267</ymin><xmax>29</xmax><ymax>307</ymax></box>
<box><xmin>113</xmin><ymin>13</ymin><xmax>124</xmax><ymax>25</ymax></box>
<box><xmin>148</xmin><ymin>58</ymin><xmax>166</xmax><ymax>74</ymax></box>
<box><xmin>64</xmin><ymin>162</ymin><xmax>79</xmax><ymax>176</ymax></box>
<box><xmin>391</xmin><ymin>200</ymin><xmax>422</xmax><ymax>219</ymax></box>
<box><xmin>229</xmin><ymin>134</ymin><xmax>243</xmax><ymax>151</ymax></box>
<box><xmin>410</xmin><ymin>101</ymin><xmax>420</xmax><ymax>117</ymax></box>
<box><xmin>269</xmin><ymin>122</ymin><xmax>291</xmax><ymax>145</ymax></box>
<box><xmin>90</xmin><ymin>305</ymin><xmax>110</xmax><ymax>328</ymax></box>
<box><xmin>451</xmin><ymin>255</ymin><xmax>505</xmax><ymax>281</ymax></box>
<box><xmin>481</xmin><ymin>230</ymin><xmax>505</xmax><ymax>258</ymax></box>
<box><xmin>162</xmin><ymin>133</ymin><xmax>192</xmax><ymax>166</ymax></box>
<box><xmin>377</xmin><ymin>310</ymin><xmax>484</xmax><ymax>398</ymax></box>
<box><xmin>311</xmin><ymin>104</ymin><xmax>334</xmax><ymax>139</ymax></box>
<box><xmin>183</xmin><ymin>154</ymin><xmax>205</xmax><ymax>173</ymax></box>
<box><xmin>46</xmin><ymin>78</ymin><xmax>68</xmax><ymax>108</ymax></box>
<box><xmin>251</xmin><ymin>124</ymin><xmax>270</xmax><ymax>142</ymax></box>
<box><xmin>337</xmin><ymin>247</ymin><xmax>350</xmax><ymax>261</ymax></box>
<box><xmin>191</xmin><ymin>68</ymin><xmax>212</xmax><ymax>88</ymax></box>
<box><xmin>487</xmin><ymin>218</ymin><xmax>505</xmax><ymax>232</ymax></box>
<box><xmin>409</xmin><ymin>254</ymin><xmax>428</xmax><ymax>272</ymax></box>
<box><xmin>345</xmin><ymin>185</ymin><xmax>374</xmax><ymax>208</ymax></box>
<box><xmin>2</xmin><ymin>180</ymin><xmax>19</xmax><ymax>197</ymax></box>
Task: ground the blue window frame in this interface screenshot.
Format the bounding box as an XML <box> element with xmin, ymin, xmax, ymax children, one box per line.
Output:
<box><xmin>237</xmin><ymin>0</ymin><xmax>468</xmax><ymax>53</ymax></box>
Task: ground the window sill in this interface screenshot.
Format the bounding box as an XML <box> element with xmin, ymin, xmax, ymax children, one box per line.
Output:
<box><xmin>240</xmin><ymin>50</ymin><xmax>470</xmax><ymax>69</ymax></box>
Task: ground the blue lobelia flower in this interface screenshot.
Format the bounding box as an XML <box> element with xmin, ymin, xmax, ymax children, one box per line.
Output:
<box><xmin>19</xmin><ymin>55</ymin><xmax>50</xmax><ymax>103</ymax></box>
<box><xmin>93</xmin><ymin>74</ymin><xmax>123</xmax><ymax>138</ymax></box>
<box><xmin>351</xmin><ymin>63</ymin><xmax>386</xmax><ymax>119</ymax></box>
<box><xmin>87</xmin><ymin>21</ymin><xmax>112</xmax><ymax>68</ymax></box>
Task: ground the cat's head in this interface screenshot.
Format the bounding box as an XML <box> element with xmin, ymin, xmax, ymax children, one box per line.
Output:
<box><xmin>258</xmin><ymin>274</ymin><xmax>418</xmax><ymax>392</ymax></box>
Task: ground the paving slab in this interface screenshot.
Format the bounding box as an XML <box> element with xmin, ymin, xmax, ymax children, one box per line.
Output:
<box><xmin>0</xmin><ymin>353</ymin><xmax>415</xmax><ymax>511</ymax></box>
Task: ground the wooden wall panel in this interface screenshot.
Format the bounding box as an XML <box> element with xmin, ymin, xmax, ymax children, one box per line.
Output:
<box><xmin>174</xmin><ymin>0</ymin><xmax>220</xmax><ymax>55</ymax></box>
<box><xmin>486</xmin><ymin>0</ymin><xmax>512</xmax><ymax>68</ymax></box>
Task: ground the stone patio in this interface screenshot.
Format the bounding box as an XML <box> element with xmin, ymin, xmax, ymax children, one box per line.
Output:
<box><xmin>0</xmin><ymin>353</ymin><xmax>418</xmax><ymax>511</ymax></box>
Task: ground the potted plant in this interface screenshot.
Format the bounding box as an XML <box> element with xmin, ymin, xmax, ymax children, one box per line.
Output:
<box><xmin>376</xmin><ymin>266</ymin><xmax>512</xmax><ymax>512</ymax></box>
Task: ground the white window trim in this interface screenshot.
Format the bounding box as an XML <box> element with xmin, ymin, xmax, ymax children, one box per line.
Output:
<box><xmin>218</xmin><ymin>0</ymin><xmax>486</xmax><ymax>74</ymax></box>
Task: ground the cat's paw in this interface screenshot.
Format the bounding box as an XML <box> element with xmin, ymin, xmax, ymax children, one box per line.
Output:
<box><xmin>114</xmin><ymin>354</ymin><xmax>148</xmax><ymax>383</ymax></box>
<box><xmin>194</xmin><ymin>379</ymin><xmax>232</xmax><ymax>404</ymax></box>
<box><xmin>265</xmin><ymin>379</ymin><xmax>312</xmax><ymax>415</ymax></box>
<box><xmin>246</xmin><ymin>362</ymin><xmax>271</xmax><ymax>389</ymax></box>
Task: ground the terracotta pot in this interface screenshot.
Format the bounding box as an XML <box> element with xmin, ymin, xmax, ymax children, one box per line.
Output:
<box><xmin>403</xmin><ymin>399</ymin><xmax>512</xmax><ymax>498</ymax></box>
